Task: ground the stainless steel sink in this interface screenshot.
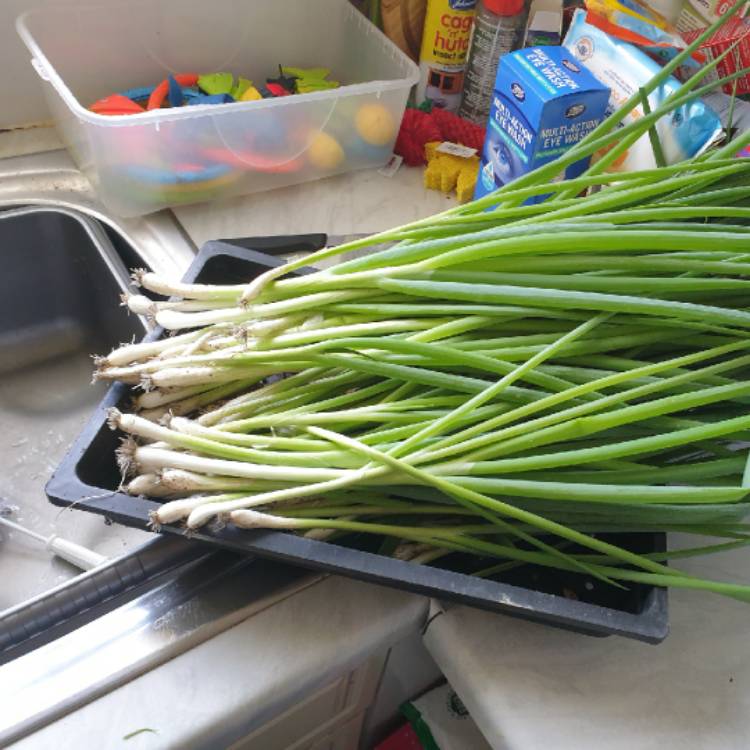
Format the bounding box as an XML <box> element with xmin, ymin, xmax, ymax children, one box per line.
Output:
<box><xmin>0</xmin><ymin>147</ymin><xmax>199</xmax><ymax>617</ymax></box>
<box><xmin>0</xmin><ymin>149</ymin><xmax>195</xmax><ymax>278</ymax></box>
<box><xmin>0</xmin><ymin>206</ymin><xmax>153</xmax><ymax>608</ymax></box>
<box><xmin>0</xmin><ymin>158</ymin><xmax>320</xmax><ymax>746</ymax></box>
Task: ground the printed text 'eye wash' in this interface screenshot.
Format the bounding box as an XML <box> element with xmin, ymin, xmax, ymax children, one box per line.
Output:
<box><xmin>475</xmin><ymin>46</ymin><xmax>610</xmax><ymax>203</ymax></box>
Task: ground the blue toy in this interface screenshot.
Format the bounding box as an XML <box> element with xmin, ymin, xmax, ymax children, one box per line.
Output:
<box><xmin>167</xmin><ymin>75</ymin><xmax>184</xmax><ymax>107</ymax></box>
<box><xmin>119</xmin><ymin>85</ymin><xmax>156</xmax><ymax>103</ymax></box>
<box><xmin>123</xmin><ymin>162</ymin><xmax>233</xmax><ymax>185</ymax></box>
<box><xmin>182</xmin><ymin>87</ymin><xmax>203</xmax><ymax>103</ymax></box>
<box><xmin>187</xmin><ymin>93</ymin><xmax>235</xmax><ymax>106</ymax></box>
<box><xmin>347</xmin><ymin>137</ymin><xmax>391</xmax><ymax>163</ymax></box>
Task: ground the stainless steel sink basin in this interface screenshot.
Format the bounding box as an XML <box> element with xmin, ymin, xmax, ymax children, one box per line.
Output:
<box><xmin>0</xmin><ymin>149</ymin><xmax>195</xmax><ymax>278</ymax></box>
<box><xmin>0</xmin><ymin>157</ymin><xmax>320</xmax><ymax>746</ymax></box>
<box><xmin>0</xmin><ymin>146</ymin><xmax>199</xmax><ymax>621</ymax></box>
<box><xmin>0</xmin><ymin>206</ymin><xmax>153</xmax><ymax>608</ymax></box>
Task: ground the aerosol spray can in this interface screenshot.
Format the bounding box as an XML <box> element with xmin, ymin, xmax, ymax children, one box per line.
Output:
<box><xmin>416</xmin><ymin>0</ymin><xmax>478</xmax><ymax>112</ymax></box>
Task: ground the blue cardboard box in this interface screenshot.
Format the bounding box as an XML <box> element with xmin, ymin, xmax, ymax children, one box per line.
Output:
<box><xmin>475</xmin><ymin>46</ymin><xmax>610</xmax><ymax>203</ymax></box>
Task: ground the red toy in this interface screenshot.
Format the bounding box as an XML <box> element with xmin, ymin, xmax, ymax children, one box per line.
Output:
<box><xmin>265</xmin><ymin>82</ymin><xmax>292</xmax><ymax>97</ymax></box>
<box><xmin>147</xmin><ymin>73</ymin><xmax>199</xmax><ymax>110</ymax></box>
<box><xmin>90</xmin><ymin>94</ymin><xmax>145</xmax><ymax>116</ymax></box>
<box><xmin>202</xmin><ymin>147</ymin><xmax>303</xmax><ymax>174</ymax></box>
<box><xmin>394</xmin><ymin>106</ymin><xmax>486</xmax><ymax>166</ymax></box>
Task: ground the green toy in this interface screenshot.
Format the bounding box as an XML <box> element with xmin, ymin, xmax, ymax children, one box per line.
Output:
<box><xmin>280</xmin><ymin>66</ymin><xmax>340</xmax><ymax>94</ymax></box>
<box><xmin>231</xmin><ymin>77</ymin><xmax>254</xmax><ymax>99</ymax></box>
<box><xmin>198</xmin><ymin>72</ymin><xmax>234</xmax><ymax>96</ymax></box>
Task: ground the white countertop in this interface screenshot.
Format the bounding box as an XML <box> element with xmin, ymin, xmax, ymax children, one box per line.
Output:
<box><xmin>172</xmin><ymin>164</ymin><xmax>449</xmax><ymax>247</ymax></box>
<box><xmin>423</xmin><ymin>538</ymin><xmax>750</xmax><ymax>750</ymax></box>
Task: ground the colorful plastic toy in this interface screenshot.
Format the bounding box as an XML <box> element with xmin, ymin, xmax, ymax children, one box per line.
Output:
<box><xmin>231</xmin><ymin>77</ymin><xmax>254</xmax><ymax>99</ymax></box>
<box><xmin>167</xmin><ymin>75</ymin><xmax>184</xmax><ymax>107</ymax></box>
<box><xmin>355</xmin><ymin>102</ymin><xmax>397</xmax><ymax>146</ymax></box>
<box><xmin>267</xmin><ymin>70</ymin><xmax>298</xmax><ymax>94</ymax></box>
<box><xmin>88</xmin><ymin>63</ymin><xmax>347</xmax><ymax>206</ymax></box>
<box><xmin>187</xmin><ymin>93</ymin><xmax>235</xmax><ymax>106</ymax></box>
<box><xmin>91</xmin><ymin>66</ymin><xmax>341</xmax><ymax>117</ymax></box>
<box><xmin>281</xmin><ymin>66</ymin><xmax>331</xmax><ymax>79</ymax></box>
<box><xmin>182</xmin><ymin>87</ymin><xmax>205</xmax><ymax>103</ymax></box>
<box><xmin>265</xmin><ymin>82</ymin><xmax>291</xmax><ymax>97</ymax></box>
<box><xmin>147</xmin><ymin>73</ymin><xmax>199</xmax><ymax>110</ymax></box>
<box><xmin>119</xmin><ymin>86</ymin><xmax>155</xmax><ymax>103</ymax></box>
<box><xmin>280</xmin><ymin>66</ymin><xmax>340</xmax><ymax>93</ymax></box>
<box><xmin>239</xmin><ymin>86</ymin><xmax>263</xmax><ymax>102</ymax></box>
<box><xmin>346</xmin><ymin>138</ymin><xmax>392</xmax><ymax>163</ymax></box>
<box><xmin>124</xmin><ymin>162</ymin><xmax>231</xmax><ymax>184</ymax></box>
<box><xmin>112</xmin><ymin>161</ymin><xmax>240</xmax><ymax>207</ymax></box>
<box><xmin>198</xmin><ymin>72</ymin><xmax>234</xmax><ymax>96</ymax></box>
<box><xmin>90</xmin><ymin>94</ymin><xmax>145</xmax><ymax>116</ymax></box>
<box><xmin>307</xmin><ymin>131</ymin><xmax>345</xmax><ymax>170</ymax></box>
<box><xmin>202</xmin><ymin>147</ymin><xmax>304</xmax><ymax>174</ymax></box>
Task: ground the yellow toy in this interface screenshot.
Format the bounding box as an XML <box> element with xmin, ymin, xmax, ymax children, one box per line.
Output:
<box><xmin>423</xmin><ymin>141</ymin><xmax>479</xmax><ymax>203</ymax></box>
<box><xmin>308</xmin><ymin>131</ymin><xmax>345</xmax><ymax>170</ymax></box>
<box><xmin>355</xmin><ymin>103</ymin><xmax>397</xmax><ymax>146</ymax></box>
<box><xmin>239</xmin><ymin>85</ymin><xmax>263</xmax><ymax>102</ymax></box>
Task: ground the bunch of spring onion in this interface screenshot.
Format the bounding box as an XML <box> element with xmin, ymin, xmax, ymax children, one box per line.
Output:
<box><xmin>99</xmin><ymin>3</ymin><xmax>750</xmax><ymax>600</ymax></box>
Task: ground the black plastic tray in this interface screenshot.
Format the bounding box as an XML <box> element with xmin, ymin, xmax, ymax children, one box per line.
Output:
<box><xmin>47</xmin><ymin>240</ymin><xmax>669</xmax><ymax>643</ymax></box>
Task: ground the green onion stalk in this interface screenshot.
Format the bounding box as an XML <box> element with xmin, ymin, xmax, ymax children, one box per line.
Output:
<box><xmin>99</xmin><ymin>1</ymin><xmax>750</xmax><ymax>601</ymax></box>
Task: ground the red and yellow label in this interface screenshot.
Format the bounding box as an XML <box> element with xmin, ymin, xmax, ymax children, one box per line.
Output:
<box><xmin>419</xmin><ymin>0</ymin><xmax>477</xmax><ymax>67</ymax></box>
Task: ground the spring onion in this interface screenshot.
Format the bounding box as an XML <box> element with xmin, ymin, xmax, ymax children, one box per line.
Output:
<box><xmin>97</xmin><ymin>2</ymin><xmax>750</xmax><ymax>601</ymax></box>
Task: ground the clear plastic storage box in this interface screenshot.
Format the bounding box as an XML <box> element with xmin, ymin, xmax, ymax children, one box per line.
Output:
<box><xmin>17</xmin><ymin>0</ymin><xmax>419</xmax><ymax>217</ymax></box>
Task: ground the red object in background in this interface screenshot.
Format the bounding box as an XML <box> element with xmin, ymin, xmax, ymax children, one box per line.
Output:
<box><xmin>395</xmin><ymin>107</ymin><xmax>486</xmax><ymax>166</ymax></box>
<box><xmin>265</xmin><ymin>82</ymin><xmax>292</xmax><ymax>97</ymax></box>
<box><xmin>682</xmin><ymin>17</ymin><xmax>750</xmax><ymax>95</ymax></box>
<box><xmin>147</xmin><ymin>73</ymin><xmax>199</xmax><ymax>110</ymax></box>
<box><xmin>431</xmin><ymin>107</ymin><xmax>485</xmax><ymax>152</ymax></box>
<box><xmin>562</xmin><ymin>0</ymin><xmax>587</xmax><ymax>38</ymax></box>
<box><xmin>202</xmin><ymin>147</ymin><xmax>303</xmax><ymax>173</ymax></box>
<box><xmin>395</xmin><ymin>109</ymin><xmax>442</xmax><ymax>165</ymax></box>
<box><xmin>484</xmin><ymin>0</ymin><xmax>525</xmax><ymax>13</ymax></box>
<box><xmin>374</xmin><ymin>723</ymin><xmax>424</xmax><ymax>750</ymax></box>
<box><xmin>90</xmin><ymin>94</ymin><xmax>145</xmax><ymax>115</ymax></box>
